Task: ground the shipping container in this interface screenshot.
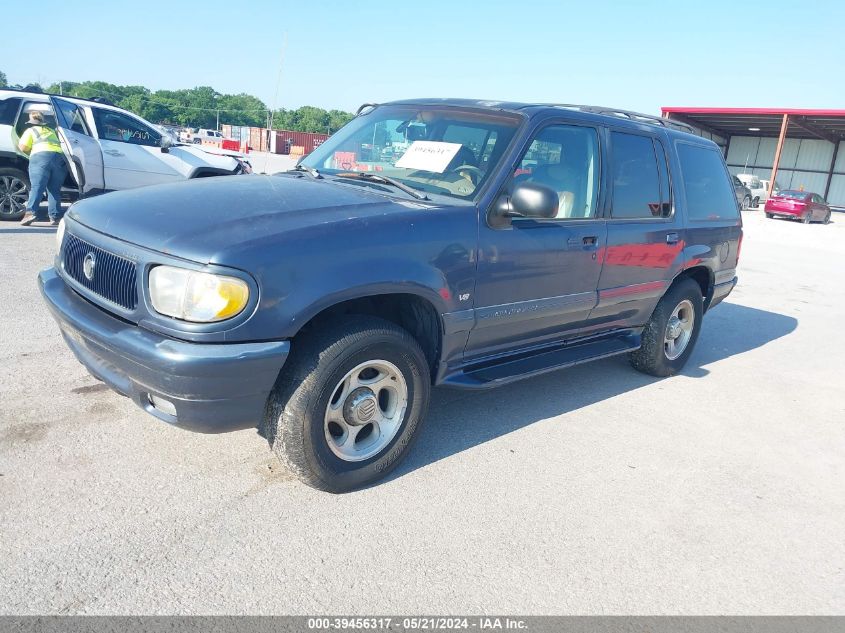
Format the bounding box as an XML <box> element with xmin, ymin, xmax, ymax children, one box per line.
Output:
<box><xmin>221</xmin><ymin>125</ymin><xmax>329</xmax><ymax>154</ymax></box>
<box><xmin>270</xmin><ymin>130</ymin><xmax>330</xmax><ymax>155</ymax></box>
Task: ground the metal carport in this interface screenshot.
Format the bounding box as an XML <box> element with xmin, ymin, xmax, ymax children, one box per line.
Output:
<box><xmin>661</xmin><ymin>107</ymin><xmax>845</xmax><ymax>208</ymax></box>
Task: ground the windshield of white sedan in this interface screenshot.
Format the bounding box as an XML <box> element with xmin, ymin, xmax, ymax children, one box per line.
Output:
<box><xmin>300</xmin><ymin>106</ymin><xmax>522</xmax><ymax>199</ymax></box>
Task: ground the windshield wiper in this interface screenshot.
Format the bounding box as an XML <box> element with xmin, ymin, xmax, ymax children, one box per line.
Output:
<box><xmin>290</xmin><ymin>164</ymin><xmax>322</xmax><ymax>179</ymax></box>
<box><xmin>335</xmin><ymin>172</ymin><xmax>429</xmax><ymax>200</ymax></box>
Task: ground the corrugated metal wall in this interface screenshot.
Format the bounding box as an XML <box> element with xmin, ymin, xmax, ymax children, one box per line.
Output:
<box><xmin>828</xmin><ymin>140</ymin><xmax>845</xmax><ymax>205</ymax></box>
<box><xmin>726</xmin><ymin>135</ymin><xmax>843</xmax><ymax>206</ymax></box>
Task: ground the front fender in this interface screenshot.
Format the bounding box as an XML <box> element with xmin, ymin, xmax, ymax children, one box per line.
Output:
<box><xmin>271</xmin><ymin>258</ymin><xmax>453</xmax><ymax>337</ymax></box>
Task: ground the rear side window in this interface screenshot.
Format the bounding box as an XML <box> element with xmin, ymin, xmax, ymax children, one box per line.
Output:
<box><xmin>610</xmin><ymin>132</ymin><xmax>665</xmax><ymax>218</ymax></box>
<box><xmin>677</xmin><ymin>143</ymin><xmax>739</xmax><ymax>221</ymax></box>
<box><xmin>0</xmin><ymin>98</ymin><xmax>22</xmax><ymax>125</ymax></box>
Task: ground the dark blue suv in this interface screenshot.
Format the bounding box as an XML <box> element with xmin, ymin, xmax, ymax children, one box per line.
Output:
<box><xmin>40</xmin><ymin>100</ymin><xmax>741</xmax><ymax>492</ymax></box>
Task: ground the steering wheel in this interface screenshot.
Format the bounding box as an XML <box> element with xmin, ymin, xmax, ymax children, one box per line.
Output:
<box><xmin>449</xmin><ymin>164</ymin><xmax>485</xmax><ymax>183</ymax></box>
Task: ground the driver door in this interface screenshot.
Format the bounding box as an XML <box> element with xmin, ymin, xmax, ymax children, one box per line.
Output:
<box><xmin>465</xmin><ymin>122</ymin><xmax>607</xmax><ymax>361</ymax></box>
<box><xmin>48</xmin><ymin>96</ymin><xmax>106</xmax><ymax>196</ymax></box>
<box><xmin>89</xmin><ymin>106</ymin><xmax>182</xmax><ymax>190</ymax></box>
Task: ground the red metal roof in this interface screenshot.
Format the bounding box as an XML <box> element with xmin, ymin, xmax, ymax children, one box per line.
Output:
<box><xmin>662</xmin><ymin>107</ymin><xmax>845</xmax><ymax>117</ymax></box>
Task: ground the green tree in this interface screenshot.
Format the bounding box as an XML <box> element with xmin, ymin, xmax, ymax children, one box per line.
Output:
<box><xmin>0</xmin><ymin>70</ymin><xmax>7</xmax><ymax>88</ymax></box>
<box><xmin>22</xmin><ymin>77</ymin><xmax>354</xmax><ymax>132</ymax></box>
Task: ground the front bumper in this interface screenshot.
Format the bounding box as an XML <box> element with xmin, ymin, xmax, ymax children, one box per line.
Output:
<box><xmin>39</xmin><ymin>267</ymin><xmax>290</xmax><ymax>433</ymax></box>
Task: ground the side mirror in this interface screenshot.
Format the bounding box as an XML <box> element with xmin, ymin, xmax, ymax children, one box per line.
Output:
<box><xmin>489</xmin><ymin>182</ymin><xmax>559</xmax><ymax>227</ymax></box>
<box><xmin>159</xmin><ymin>135</ymin><xmax>173</xmax><ymax>152</ymax></box>
<box><xmin>511</xmin><ymin>182</ymin><xmax>559</xmax><ymax>218</ymax></box>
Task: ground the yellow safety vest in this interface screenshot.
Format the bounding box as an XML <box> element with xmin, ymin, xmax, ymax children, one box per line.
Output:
<box><xmin>19</xmin><ymin>125</ymin><xmax>64</xmax><ymax>155</ymax></box>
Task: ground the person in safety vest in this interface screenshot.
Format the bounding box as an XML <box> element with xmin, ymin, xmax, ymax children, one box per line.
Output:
<box><xmin>17</xmin><ymin>110</ymin><xmax>69</xmax><ymax>226</ymax></box>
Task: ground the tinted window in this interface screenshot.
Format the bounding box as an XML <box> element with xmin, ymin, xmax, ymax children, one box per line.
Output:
<box><xmin>610</xmin><ymin>132</ymin><xmax>662</xmax><ymax>218</ymax></box>
<box><xmin>514</xmin><ymin>124</ymin><xmax>600</xmax><ymax>219</ymax></box>
<box><xmin>0</xmin><ymin>98</ymin><xmax>22</xmax><ymax>125</ymax></box>
<box><xmin>92</xmin><ymin>107</ymin><xmax>160</xmax><ymax>147</ymax></box>
<box><xmin>677</xmin><ymin>143</ymin><xmax>739</xmax><ymax>221</ymax></box>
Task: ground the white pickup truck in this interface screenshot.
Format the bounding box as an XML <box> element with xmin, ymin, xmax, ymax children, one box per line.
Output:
<box><xmin>180</xmin><ymin>128</ymin><xmax>227</xmax><ymax>145</ymax></box>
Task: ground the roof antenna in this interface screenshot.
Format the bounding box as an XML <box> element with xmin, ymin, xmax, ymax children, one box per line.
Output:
<box><xmin>263</xmin><ymin>32</ymin><xmax>288</xmax><ymax>175</ymax></box>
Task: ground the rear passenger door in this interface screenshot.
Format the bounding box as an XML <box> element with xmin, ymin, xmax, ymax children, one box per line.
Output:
<box><xmin>589</xmin><ymin>129</ymin><xmax>684</xmax><ymax>329</ymax></box>
<box><xmin>49</xmin><ymin>97</ymin><xmax>105</xmax><ymax>195</ymax></box>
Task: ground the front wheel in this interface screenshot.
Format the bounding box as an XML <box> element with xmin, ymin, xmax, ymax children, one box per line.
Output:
<box><xmin>742</xmin><ymin>195</ymin><xmax>751</xmax><ymax>210</ymax></box>
<box><xmin>765</xmin><ymin>212</ymin><xmax>774</xmax><ymax>219</ymax></box>
<box><xmin>823</xmin><ymin>212</ymin><xmax>831</xmax><ymax>225</ymax></box>
<box><xmin>629</xmin><ymin>278</ymin><xmax>703</xmax><ymax>377</ymax></box>
<box><xmin>265</xmin><ymin>316</ymin><xmax>431</xmax><ymax>493</ymax></box>
<box><xmin>752</xmin><ymin>196</ymin><xmax>760</xmax><ymax>208</ymax></box>
<box><xmin>802</xmin><ymin>212</ymin><xmax>811</xmax><ymax>224</ymax></box>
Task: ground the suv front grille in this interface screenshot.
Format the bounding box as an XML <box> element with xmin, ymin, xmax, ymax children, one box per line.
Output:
<box><xmin>63</xmin><ymin>234</ymin><xmax>138</xmax><ymax>311</ymax></box>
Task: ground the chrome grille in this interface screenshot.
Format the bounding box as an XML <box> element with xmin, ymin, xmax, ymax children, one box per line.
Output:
<box><xmin>63</xmin><ymin>234</ymin><xmax>138</xmax><ymax>310</ymax></box>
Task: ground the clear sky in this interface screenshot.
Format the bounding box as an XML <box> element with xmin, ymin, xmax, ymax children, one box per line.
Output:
<box><xmin>2</xmin><ymin>0</ymin><xmax>842</xmax><ymax>115</ymax></box>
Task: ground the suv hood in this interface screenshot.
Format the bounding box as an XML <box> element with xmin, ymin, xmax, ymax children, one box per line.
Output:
<box><xmin>68</xmin><ymin>175</ymin><xmax>429</xmax><ymax>264</ymax></box>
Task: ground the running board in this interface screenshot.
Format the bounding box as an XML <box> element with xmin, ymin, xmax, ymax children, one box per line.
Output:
<box><xmin>442</xmin><ymin>331</ymin><xmax>641</xmax><ymax>389</ymax></box>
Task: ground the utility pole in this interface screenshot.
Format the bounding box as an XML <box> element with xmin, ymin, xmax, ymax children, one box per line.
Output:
<box><xmin>216</xmin><ymin>109</ymin><xmax>220</xmax><ymax>131</ymax></box>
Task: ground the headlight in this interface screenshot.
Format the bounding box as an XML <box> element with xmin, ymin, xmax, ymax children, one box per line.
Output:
<box><xmin>55</xmin><ymin>218</ymin><xmax>66</xmax><ymax>254</ymax></box>
<box><xmin>148</xmin><ymin>265</ymin><xmax>249</xmax><ymax>322</ymax></box>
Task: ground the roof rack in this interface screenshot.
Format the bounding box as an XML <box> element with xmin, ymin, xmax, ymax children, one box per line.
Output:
<box><xmin>539</xmin><ymin>104</ymin><xmax>696</xmax><ymax>134</ymax></box>
<box><xmin>356</xmin><ymin>103</ymin><xmax>380</xmax><ymax>116</ymax></box>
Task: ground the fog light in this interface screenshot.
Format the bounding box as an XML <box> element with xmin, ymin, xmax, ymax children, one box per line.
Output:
<box><xmin>148</xmin><ymin>394</ymin><xmax>177</xmax><ymax>417</ymax></box>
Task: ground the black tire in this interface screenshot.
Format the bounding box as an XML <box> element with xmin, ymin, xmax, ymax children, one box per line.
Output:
<box><xmin>823</xmin><ymin>212</ymin><xmax>831</xmax><ymax>225</ymax></box>
<box><xmin>0</xmin><ymin>167</ymin><xmax>30</xmax><ymax>221</ymax></box>
<box><xmin>264</xmin><ymin>316</ymin><xmax>431</xmax><ymax>493</ymax></box>
<box><xmin>802</xmin><ymin>212</ymin><xmax>811</xmax><ymax>224</ymax></box>
<box><xmin>192</xmin><ymin>138</ymin><xmax>201</xmax><ymax>144</ymax></box>
<box><xmin>765</xmin><ymin>212</ymin><xmax>774</xmax><ymax>219</ymax></box>
<box><xmin>742</xmin><ymin>195</ymin><xmax>751</xmax><ymax>210</ymax></box>
<box><xmin>752</xmin><ymin>196</ymin><xmax>760</xmax><ymax>208</ymax></box>
<box><xmin>629</xmin><ymin>278</ymin><xmax>703</xmax><ymax>377</ymax></box>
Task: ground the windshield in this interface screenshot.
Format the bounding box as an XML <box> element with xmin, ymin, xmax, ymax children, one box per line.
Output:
<box><xmin>301</xmin><ymin>105</ymin><xmax>523</xmax><ymax>200</ymax></box>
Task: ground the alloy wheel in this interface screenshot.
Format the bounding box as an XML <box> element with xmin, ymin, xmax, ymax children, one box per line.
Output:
<box><xmin>0</xmin><ymin>175</ymin><xmax>28</xmax><ymax>219</ymax></box>
<box><xmin>323</xmin><ymin>359</ymin><xmax>408</xmax><ymax>462</ymax></box>
<box><xmin>664</xmin><ymin>299</ymin><xmax>695</xmax><ymax>361</ymax></box>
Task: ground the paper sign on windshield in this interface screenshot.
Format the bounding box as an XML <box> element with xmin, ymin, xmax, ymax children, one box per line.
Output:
<box><xmin>395</xmin><ymin>141</ymin><xmax>462</xmax><ymax>173</ymax></box>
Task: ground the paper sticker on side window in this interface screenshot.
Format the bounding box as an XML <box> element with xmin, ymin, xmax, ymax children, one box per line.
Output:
<box><xmin>394</xmin><ymin>141</ymin><xmax>462</xmax><ymax>173</ymax></box>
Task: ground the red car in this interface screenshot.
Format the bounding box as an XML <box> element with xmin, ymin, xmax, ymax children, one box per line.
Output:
<box><xmin>764</xmin><ymin>190</ymin><xmax>832</xmax><ymax>224</ymax></box>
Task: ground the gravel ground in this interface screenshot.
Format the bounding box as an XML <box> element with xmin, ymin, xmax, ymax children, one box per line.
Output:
<box><xmin>0</xmin><ymin>207</ymin><xmax>843</xmax><ymax>615</ymax></box>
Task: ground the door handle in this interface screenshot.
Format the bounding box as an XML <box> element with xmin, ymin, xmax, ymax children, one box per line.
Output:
<box><xmin>666</xmin><ymin>232</ymin><xmax>680</xmax><ymax>245</ymax></box>
<box><xmin>568</xmin><ymin>236</ymin><xmax>598</xmax><ymax>247</ymax></box>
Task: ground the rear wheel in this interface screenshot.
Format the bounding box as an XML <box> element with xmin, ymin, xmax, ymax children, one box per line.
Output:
<box><xmin>265</xmin><ymin>316</ymin><xmax>431</xmax><ymax>493</ymax></box>
<box><xmin>752</xmin><ymin>196</ymin><xmax>760</xmax><ymax>208</ymax></box>
<box><xmin>802</xmin><ymin>212</ymin><xmax>811</xmax><ymax>224</ymax></box>
<box><xmin>0</xmin><ymin>168</ymin><xmax>30</xmax><ymax>221</ymax></box>
<box><xmin>629</xmin><ymin>278</ymin><xmax>703</xmax><ymax>377</ymax></box>
<box><xmin>742</xmin><ymin>195</ymin><xmax>751</xmax><ymax>210</ymax></box>
<box><xmin>765</xmin><ymin>212</ymin><xmax>774</xmax><ymax>219</ymax></box>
